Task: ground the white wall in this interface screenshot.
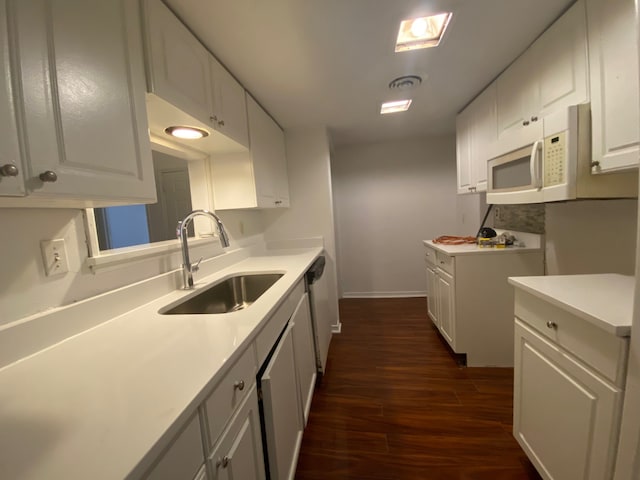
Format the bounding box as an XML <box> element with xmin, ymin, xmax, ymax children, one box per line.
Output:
<box><xmin>545</xmin><ymin>199</ymin><xmax>637</xmax><ymax>275</ymax></box>
<box><xmin>262</xmin><ymin>127</ymin><xmax>340</xmax><ymax>327</ymax></box>
<box><xmin>331</xmin><ymin>136</ymin><xmax>484</xmax><ymax>297</ymax></box>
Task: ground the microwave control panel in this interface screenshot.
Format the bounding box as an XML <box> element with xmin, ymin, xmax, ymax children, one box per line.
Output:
<box><xmin>544</xmin><ymin>131</ymin><xmax>566</xmax><ymax>186</ymax></box>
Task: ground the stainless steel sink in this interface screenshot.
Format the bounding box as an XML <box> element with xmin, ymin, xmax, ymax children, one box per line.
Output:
<box><xmin>161</xmin><ymin>273</ymin><xmax>284</xmax><ymax>315</ymax></box>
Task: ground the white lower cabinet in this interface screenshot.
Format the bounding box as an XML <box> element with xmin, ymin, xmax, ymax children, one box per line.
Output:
<box><xmin>260</xmin><ymin>323</ymin><xmax>304</xmax><ymax>480</ymax></box>
<box><xmin>208</xmin><ymin>384</ymin><xmax>266</xmax><ymax>480</ymax></box>
<box><xmin>291</xmin><ymin>292</ymin><xmax>317</xmax><ymax>425</ymax></box>
<box><xmin>514</xmin><ymin>320</ymin><xmax>623</xmax><ymax>480</ymax></box>
<box><xmin>424</xmin><ymin>243</ymin><xmax>544</xmax><ymax>366</ymax></box>
<box><xmin>144</xmin><ymin>278</ymin><xmax>315</xmax><ymax>480</ymax></box>
<box><xmin>511</xmin><ymin>284</ymin><xmax>630</xmax><ymax>480</ymax></box>
<box><xmin>144</xmin><ymin>413</ymin><xmax>205</xmax><ymax>480</ymax></box>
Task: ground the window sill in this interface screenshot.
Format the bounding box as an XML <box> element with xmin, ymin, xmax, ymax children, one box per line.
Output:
<box><xmin>86</xmin><ymin>236</ymin><xmax>220</xmax><ymax>272</ymax></box>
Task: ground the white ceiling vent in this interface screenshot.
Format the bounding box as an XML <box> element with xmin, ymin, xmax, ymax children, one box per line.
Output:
<box><xmin>388</xmin><ymin>75</ymin><xmax>423</xmax><ymax>91</ymax></box>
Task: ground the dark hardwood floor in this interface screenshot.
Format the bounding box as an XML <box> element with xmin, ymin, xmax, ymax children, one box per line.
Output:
<box><xmin>295</xmin><ymin>297</ymin><xmax>542</xmax><ymax>480</ymax></box>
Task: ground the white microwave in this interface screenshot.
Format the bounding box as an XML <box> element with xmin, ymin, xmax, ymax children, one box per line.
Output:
<box><xmin>486</xmin><ymin>104</ymin><xmax>637</xmax><ymax>204</ymax></box>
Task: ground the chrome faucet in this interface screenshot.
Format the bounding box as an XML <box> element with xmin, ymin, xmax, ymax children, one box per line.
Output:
<box><xmin>177</xmin><ymin>209</ymin><xmax>230</xmax><ymax>289</ymax></box>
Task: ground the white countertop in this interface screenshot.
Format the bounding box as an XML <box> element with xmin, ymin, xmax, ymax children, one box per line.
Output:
<box><xmin>424</xmin><ymin>240</ymin><xmax>542</xmax><ymax>256</ymax></box>
<box><xmin>0</xmin><ymin>247</ymin><xmax>322</xmax><ymax>480</ymax></box>
<box><xmin>508</xmin><ymin>274</ymin><xmax>634</xmax><ymax>337</ymax></box>
<box><xmin>423</xmin><ymin>230</ymin><xmax>543</xmax><ymax>256</ymax></box>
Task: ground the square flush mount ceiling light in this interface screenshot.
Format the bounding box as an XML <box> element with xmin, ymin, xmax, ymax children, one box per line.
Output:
<box><xmin>395</xmin><ymin>13</ymin><xmax>452</xmax><ymax>52</ymax></box>
<box><xmin>380</xmin><ymin>99</ymin><xmax>412</xmax><ymax>114</ymax></box>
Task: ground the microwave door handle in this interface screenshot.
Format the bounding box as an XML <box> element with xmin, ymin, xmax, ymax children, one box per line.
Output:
<box><xmin>530</xmin><ymin>140</ymin><xmax>543</xmax><ymax>189</ymax></box>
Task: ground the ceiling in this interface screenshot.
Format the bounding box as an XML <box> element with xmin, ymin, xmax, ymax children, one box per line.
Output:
<box><xmin>164</xmin><ymin>0</ymin><xmax>576</xmax><ymax>147</ymax></box>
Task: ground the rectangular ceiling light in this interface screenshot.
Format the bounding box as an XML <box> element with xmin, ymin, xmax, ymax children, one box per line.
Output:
<box><xmin>380</xmin><ymin>99</ymin><xmax>412</xmax><ymax>114</ymax></box>
<box><xmin>395</xmin><ymin>13</ymin><xmax>452</xmax><ymax>52</ymax></box>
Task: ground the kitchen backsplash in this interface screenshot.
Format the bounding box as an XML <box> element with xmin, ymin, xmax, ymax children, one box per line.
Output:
<box><xmin>493</xmin><ymin>204</ymin><xmax>545</xmax><ymax>234</ymax></box>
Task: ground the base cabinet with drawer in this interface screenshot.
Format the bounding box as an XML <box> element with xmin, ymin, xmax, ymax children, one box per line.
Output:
<box><xmin>510</xmin><ymin>279</ymin><xmax>631</xmax><ymax>480</ymax></box>
<box><xmin>424</xmin><ymin>242</ymin><xmax>544</xmax><ymax>367</ymax></box>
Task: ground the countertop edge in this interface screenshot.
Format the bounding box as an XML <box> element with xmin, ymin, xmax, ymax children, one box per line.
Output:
<box><xmin>508</xmin><ymin>276</ymin><xmax>632</xmax><ymax>337</ymax></box>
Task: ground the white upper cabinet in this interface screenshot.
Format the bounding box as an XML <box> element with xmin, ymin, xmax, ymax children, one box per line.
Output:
<box><xmin>586</xmin><ymin>0</ymin><xmax>639</xmax><ymax>173</ymax></box>
<box><xmin>210</xmin><ymin>58</ymin><xmax>249</xmax><ymax>148</ymax></box>
<box><xmin>143</xmin><ymin>0</ymin><xmax>213</xmax><ymax>124</ymax></box>
<box><xmin>495</xmin><ymin>49</ymin><xmax>542</xmax><ymax>154</ymax></box>
<box><xmin>456</xmin><ymin>83</ymin><xmax>496</xmax><ymax>193</ymax></box>
<box><xmin>532</xmin><ymin>0</ymin><xmax>589</xmax><ymax>118</ymax></box>
<box><xmin>2</xmin><ymin>0</ymin><xmax>156</xmax><ymax>205</ymax></box>
<box><xmin>0</xmin><ymin>0</ymin><xmax>24</xmax><ymax>197</ymax></box>
<box><xmin>456</xmin><ymin>107</ymin><xmax>473</xmax><ymax>194</ymax></box>
<box><xmin>494</xmin><ymin>0</ymin><xmax>588</xmax><ymax>157</ymax></box>
<box><xmin>143</xmin><ymin>0</ymin><xmax>249</xmax><ymax>151</ymax></box>
<box><xmin>210</xmin><ymin>95</ymin><xmax>289</xmax><ymax>209</ymax></box>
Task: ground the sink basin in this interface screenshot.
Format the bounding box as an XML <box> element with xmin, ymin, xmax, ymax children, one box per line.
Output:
<box><xmin>161</xmin><ymin>273</ymin><xmax>284</xmax><ymax>315</ymax></box>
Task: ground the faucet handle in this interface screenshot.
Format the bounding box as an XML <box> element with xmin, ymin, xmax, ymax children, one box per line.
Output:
<box><xmin>191</xmin><ymin>257</ymin><xmax>203</xmax><ymax>273</ymax></box>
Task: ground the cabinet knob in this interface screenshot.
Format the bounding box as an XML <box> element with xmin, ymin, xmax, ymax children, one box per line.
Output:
<box><xmin>217</xmin><ymin>119</ymin><xmax>225</xmax><ymax>127</ymax></box>
<box><xmin>523</xmin><ymin>120</ymin><xmax>530</xmax><ymax>126</ymax></box>
<box><xmin>440</xmin><ymin>261</ymin><xmax>445</xmax><ymax>265</ymax></box>
<box><xmin>275</xmin><ymin>200</ymin><xmax>282</xmax><ymax>205</ymax></box>
<box><xmin>210</xmin><ymin>115</ymin><xmax>218</xmax><ymax>123</ymax></box>
<box><xmin>591</xmin><ymin>161</ymin><xmax>600</xmax><ymax>168</ymax></box>
<box><xmin>0</xmin><ymin>164</ymin><xmax>19</xmax><ymax>177</ymax></box>
<box><xmin>546</xmin><ymin>321</ymin><xmax>557</xmax><ymax>330</ymax></box>
<box><xmin>39</xmin><ymin>170</ymin><xmax>58</xmax><ymax>182</ymax></box>
<box><xmin>233</xmin><ymin>380</ymin><xmax>245</xmax><ymax>391</ymax></box>
<box><xmin>216</xmin><ymin>456</ymin><xmax>230</xmax><ymax>468</ymax></box>
<box><xmin>531</xmin><ymin>116</ymin><xmax>538</xmax><ymax>122</ymax></box>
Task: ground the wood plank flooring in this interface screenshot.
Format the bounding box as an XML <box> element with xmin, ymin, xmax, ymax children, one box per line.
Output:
<box><xmin>295</xmin><ymin>297</ymin><xmax>541</xmax><ymax>480</ymax></box>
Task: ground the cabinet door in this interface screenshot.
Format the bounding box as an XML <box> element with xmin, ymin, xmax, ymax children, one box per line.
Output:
<box><xmin>437</xmin><ymin>269</ymin><xmax>455</xmax><ymax>348</ymax></box>
<box><xmin>533</xmin><ymin>0</ymin><xmax>589</xmax><ymax>118</ymax></box>
<box><xmin>210</xmin><ymin>58</ymin><xmax>249</xmax><ymax>148</ymax></box>
<box><xmin>246</xmin><ymin>96</ymin><xmax>277</xmax><ymax>207</ymax></box>
<box><xmin>0</xmin><ymin>0</ymin><xmax>24</xmax><ymax>196</ymax></box>
<box><xmin>209</xmin><ymin>384</ymin><xmax>266</xmax><ymax>480</ymax></box>
<box><xmin>456</xmin><ymin>108</ymin><xmax>473</xmax><ymax>194</ymax></box>
<box><xmin>586</xmin><ymin>0</ymin><xmax>639</xmax><ymax>172</ymax></box>
<box><xmin>514</xmin><ymin>320</ymin><xmax>623</xmax><ymax>480</ymax></box>
<box><xmin>495</xmin><ymin>51</ymin><xmax>542</xmax><ymax>155</ymax></box>
<box><xmin>271</xmin><ymin>121</ymin><xmax>290</xmax><ymax>207</ymax></box>
<box><xmin>12</xmin><ymin>0</ymin><xmax>155</xmax><ymax>202</ymax></box>
<box><xmin>143</xmin><ymin>0</ymin><xmax>212</xmax><ymax>126</ymax></box>
<box><xmin>470</xmin><ymin>84</ymin><xmax>497</xmax><ymax>191</ymax></box>
<box><xmin>260</xmin><ymin>323</ymin><xmax>303</xmax><ymax>480</ymax></box>
<box><xmin>291</xmin><ymin>293</ymin><xmax>317</xmax><ymax>425</ymax></box>
<box><xmin>145</xmin><ymin>414</ymin><xmax>205</xmax><ymax>480</ymax></box>
<box><xmin>426</xmin><ymin>264</ymin><xmax>439</xmax><ymax>327</ymax></box>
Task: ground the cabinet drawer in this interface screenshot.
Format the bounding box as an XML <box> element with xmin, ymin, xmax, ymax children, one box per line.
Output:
<box><xmin>436</xmin><ymin>252</ymin><xmax>454</xmax><ymax>275</ymax></box>
<box><xmin>203</xmin><ymin>346</ymin><xmax>257</xmax><ymax>446</ymax></box>
<box><xmin>255</xmin><ymin>284</ymin><xmax>302</xmax><ymax>365</ymax></box>
<box><xmin>145</xmin><ymin>413</ymin><xmax>204</xmax><ymax>480</ymax></box>
<box><xmin>514</xmin><ymin>289</ymin><xmax>629</xmax><ymax>387</ymax></box>
<box><xmin>424</xmin><ymin>245</ymin><xmax>437</xmax><ymax>267</ymax></box>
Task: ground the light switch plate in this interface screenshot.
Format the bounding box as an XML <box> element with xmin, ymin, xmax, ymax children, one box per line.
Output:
<box><xmin>41</xmin><ymin>238</ymin><xmax>69</xmax><ymax>276</ymax></box>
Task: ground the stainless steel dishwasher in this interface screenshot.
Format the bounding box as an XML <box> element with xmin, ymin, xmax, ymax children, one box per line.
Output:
<box><xmin>305</xmin><ymin>255</ymin><xmax>333</xmax><ymax>374</ymax></box>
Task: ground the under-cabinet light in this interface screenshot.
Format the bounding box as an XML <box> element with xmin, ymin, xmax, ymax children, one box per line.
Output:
<box><xmin>164</xmin><ymin>126</ymin><xmax>209</xmax><ymax>139</ymax></box>
<box><xmin>395</xmin><ymin>13</ymin><xmax>452</xmax><ymax>52</ymax></box>
<box><xmin>380</xmin><ymin>99</ymin><xmax>412</xmax><ymax>114</ymax></box>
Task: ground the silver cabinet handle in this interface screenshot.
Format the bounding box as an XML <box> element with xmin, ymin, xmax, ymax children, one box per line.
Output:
<box><xmin>210</xmin><ymin>115</ymin><xmax>218</xmax><ymax>122</ymax></box>
<box><xmin>275</xmin><ymin>200</ymin><xmax>283</xmax><ymax>205</ymax></box>
<box><xmin>531</xmin><ymin>116</ymin><xmax>538</xmax><ymax>122</ymax></box>
<box><xmin>218</xmin><ymin>119</ymin><xmax>225</xmax><ymax>127</ymax></box>
<box><xmin>233</xmin><ymin>380</ymin><xmax>245</xmax><ymax>391</ymax></box>
<box><xmin>0</xmin><ymin>164</ymin><xmax>18</xmax><ymax>177</ymax></box>
<box><xmin>216</xmin><ymin>456</ymin><xmax>230</xmax><ymax>468</ymax></box>
<box><xmin>39</xmin><ymin>170</ymin><xmax>58</xmax><ymax>182</ymax></box>
<box><xmin>546</xmin><ymin>321</ymin><xmax>557</xmax><ymax>329</ymax></box>
<box><xmin>591</xmin><ymin>161</ymin><xmax>600</xmax><ymax>168</ymax></box>
<box><xmin>523</xmin><ymin>120</ymin><xmax>530</xmax><ymax>126</ymax></box>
